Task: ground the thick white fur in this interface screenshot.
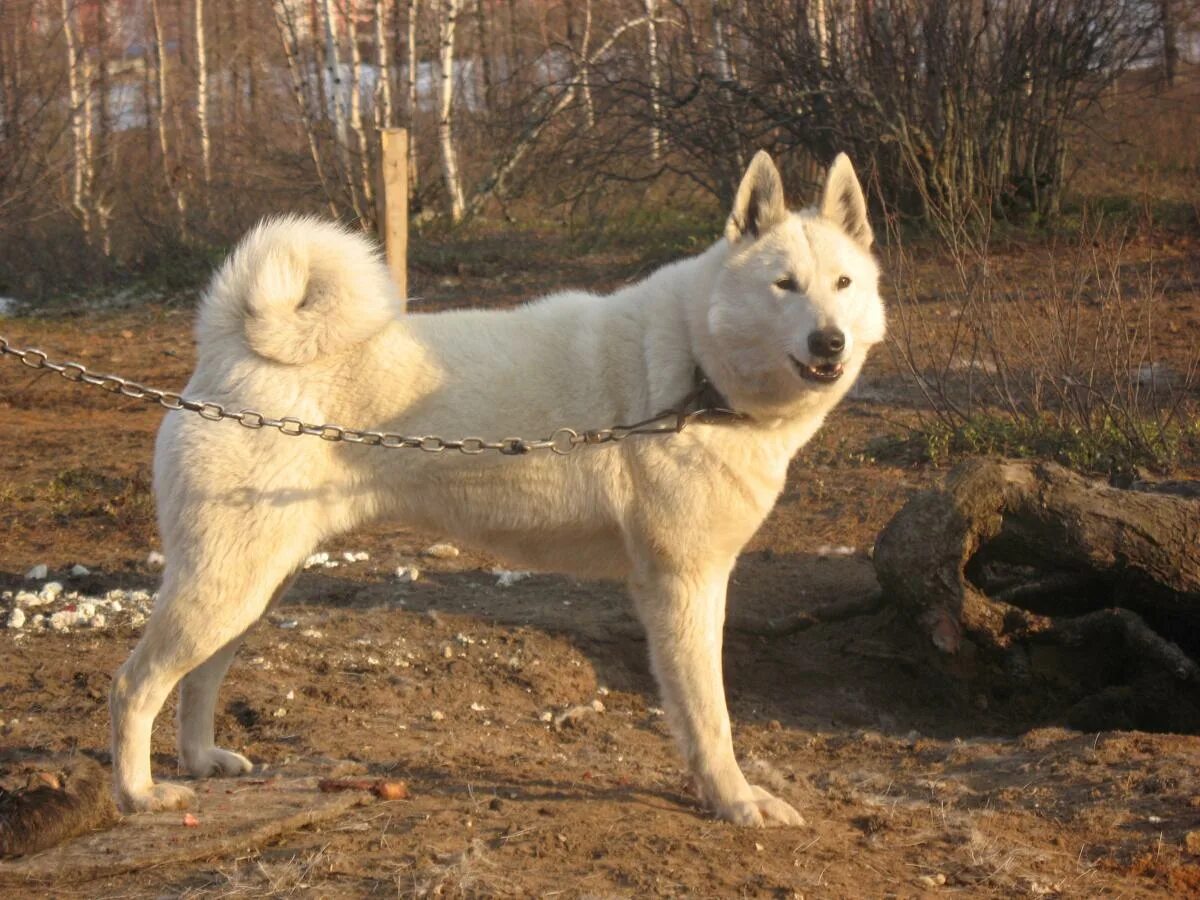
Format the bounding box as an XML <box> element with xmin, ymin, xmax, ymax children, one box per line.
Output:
<box><xmin>110</xmin><ymin>152</ymin><xmax>886</xmax><ymax>827</ymax></box>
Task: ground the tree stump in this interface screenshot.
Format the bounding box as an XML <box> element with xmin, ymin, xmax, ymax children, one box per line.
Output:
<box><xmin>873</xmin><ymin>459</ymin><xmax>1200</xmax><ymax>732</ymax></box>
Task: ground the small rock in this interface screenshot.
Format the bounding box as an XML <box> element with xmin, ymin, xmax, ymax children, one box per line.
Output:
<box><xmin>1184</xmin><ymin>830</ymin><xmax>1200</xmax><ymax>854</ymax></box>
<box><xmin>430</xmin><ymin>710</ymin><xmax>446</xmax><ymax>722</ymax></box>
<box><xmin>539</xmin><ymin>711</ymin><xmax>553</xmax><ymax>723</ymax></box>
<box><xmin>395</xmin><ymin>565</ymin><xmax>420</xmax><ymax>583</ymax></box>
<box><xmin>88</xmin><ymin>614</ymin><xmax>106</xmax><ymax>629</ymax></box>
<box><xmin>423</xmin><ymin>542</ymin><xmax>460</xmax><ymax>559</ymax></box>
<box><xmin>24</xmin><ymin>564</ymin><xmax>48</xmax><ymax>580</ymax></box>
<box><xmin>470</xmin><ymin>702</ymin><xmax>488</xmax><ymax>712</ymax></box>
<box><xmin>590</xmin><ymin>699</ymin><xmax>605</xmax><ymax>713</ymax></box>
<box><xmin>146</xmin><ymin>551</ymin><xmax>165</xmax><ymax>567</ymax></box>
<box><xmin>754</xmin><ymin>842</ymin><xmax>765</xmax><ymax>852</ymax></box>
<box><xmin>69</xmin><ymin>564</ymin><xmax>90</xmax><ymax>577</ymax></box>
<box><xmin>278</xmin><ymin>619</ymin><xmax>299</xmax><ymax>630</ymax></box>
<box><xmin>6</xmin><ymin>608</ymin><xmax>26</xmax><ymax>629</ymax></box>
<box><xmin>285</xmin><ymin>690</ymin><xmax>295</xmax><ymax>700</ymax></box>
<box><xmin>442</xmin><ymin>645</ymin><xmax>454</xmax><ymax>659</ymax></box>
<box><xmin>15</xmin><ymin>591</ymin><xmax>43</xmax><ymax>609</ymax></box>
<box><xmin>489</xmin><ymin>797</ymin><xmax>503</xmax><ymax>812</ymax></box>
<box><xmin>493</xmin><ymin>569</ymin><xmax>531</xmax><ymax>587</ymax></box>
<box><xmin>48</xmin><ymin>610</ymin><xmax>76</xmax><ymax>632</ymax></box>
<box><xmin>273</xmin><ymin>708</ymin><xmax>287</xmax><ymax>718</ymax></box>
<box><xmin>182</xmin><ymin>813</ymin><xmax>200</xmax><ymax>827</ymax></box>
<box><xmin>300</xmin><ymin>628</ymin><xmax>324</xmax><ymax>639</ymax></box>
<box><xmin>303</xmin><ymin>552</ymin><xmax>329</xmax><ymax>569</ymax></box>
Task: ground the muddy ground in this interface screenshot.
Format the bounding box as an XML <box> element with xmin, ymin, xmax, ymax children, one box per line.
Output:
<box><xmin>1</xmin><ymin>234</ymin><xmax>1199</xmax><ymax>897</ymax></box>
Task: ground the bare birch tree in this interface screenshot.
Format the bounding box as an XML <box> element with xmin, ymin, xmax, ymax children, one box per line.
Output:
<box><xmin>150</xmin><ymin>0</ymin><xmax>187</xmax><ymax>235</ymax></box>
<box><xmin>321</xmin><ymin>0</ymin><xmax>351</xmax><ymax>159</ymax></box>
<box><xmin>406</xmin><ymin>0</ymin><xmax>421</xmax><ymax>200</ymax></box>
<box><xmin>270</xmin><ymin>0</ymin><xmax>339</xmax><ymax>219</ymax></box>
<box><xmin>195</xmin><ymin>0</ymin><xmax>212</xmax><ymax>219</ymax></box>
<box><xmin>437</xmin><ymin>0</ymin><xmax>465</xmax><ymax>221</ymax></box>
<box><xmin>374</xmin><ymin>0</ymin><xmax>393</xmax><ymax>128</ymax></box>
<box><xmin>346</xmin><ymin>0</ymin><xmax>375</xmax><ymax>216</ymax></box>
<box><xmin>578</xmin><ymin>0</ymin><xmax>595</xmax><ymax>129</ymax></box>
<box><xmin>61</xmin><ymin>0</ymin><xmax>91</xmax><ymax>238</ymax></box>
<box><xmin>643</xmin><ymin>0</ymin><xmax>661</xmax><ymax>161</ymax></box>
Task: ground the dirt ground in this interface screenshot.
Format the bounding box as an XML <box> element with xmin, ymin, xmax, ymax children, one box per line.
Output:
<box><xmin>1</xmin><ymin>235</ymin><xmax>1199</xmax><ymax>897</ymax></box>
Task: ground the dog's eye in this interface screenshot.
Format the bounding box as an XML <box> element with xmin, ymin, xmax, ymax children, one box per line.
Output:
<box><xmin>836</xmin><ymin>275</ymin><xmax>852</xmax><ymax>290</ymax></box>
<box><xmin>774</xmin><ymin>276</ymin><xmax>799</xmax><ymax>292</ymax></box>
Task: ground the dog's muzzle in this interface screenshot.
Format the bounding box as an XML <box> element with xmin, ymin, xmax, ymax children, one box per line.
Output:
<box><xmin>790</xmin><ymin>355</ymin><xmax>845</xmax><ymax>383</ymax></box>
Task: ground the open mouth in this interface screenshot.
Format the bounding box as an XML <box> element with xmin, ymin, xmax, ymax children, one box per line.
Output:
<box><xmin>790</xmin><ymin>356</ymin><xmax>845</xmax><ymax>383</ymax></box>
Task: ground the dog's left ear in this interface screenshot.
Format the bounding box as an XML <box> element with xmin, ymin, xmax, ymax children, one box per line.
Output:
<box><xmin>819</xmin><ymin>153</ymin><xmax>873</xmax><ymax>249</ymax></box>
<box><xmin>725</xmin><ymin>151</ymin><xmax>787</xmax><ymax>243</ymax></box>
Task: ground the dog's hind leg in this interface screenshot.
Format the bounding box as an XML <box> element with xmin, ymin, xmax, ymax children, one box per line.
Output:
<box><xmin>175</xmin><ymin>575</ymin><xmax>295</xmax><ymax>779</ymax></box>
<box><xmin>630</xmin><ymin>561</ymin><xmax>805</xmax><ymax>828</ymax></box>
<box><xmin>110</xmin><ymin>551</ymin><xmax>304</xmax><ymax>813</ymax></box>
<box><xmin>175</xmin><ymin>575</ymin><xmax>294</xmax><ymax>779</ymax></box>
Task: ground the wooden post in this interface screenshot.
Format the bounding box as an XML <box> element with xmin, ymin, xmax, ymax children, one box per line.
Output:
<box><xmin>379</xmin><ymin>127</ymin><xmax>409</xmax><ymax>307</ymax></box>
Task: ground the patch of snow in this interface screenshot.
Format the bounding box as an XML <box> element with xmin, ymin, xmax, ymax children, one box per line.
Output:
<box><xmin>24</xmin><ymin>564</ymin><xmax>48</xmax><ymax>580</ymax></box>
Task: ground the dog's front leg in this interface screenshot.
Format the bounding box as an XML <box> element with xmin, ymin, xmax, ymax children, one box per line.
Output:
<box><xmin>630</xmin><ymin>564</ymin><xmax>804</xmax><ymax>827</ymax></box>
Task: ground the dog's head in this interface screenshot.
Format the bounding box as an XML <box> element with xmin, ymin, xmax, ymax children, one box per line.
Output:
<box><xmin>702</xmin><ymin>151</ymin><xmax>885</xmax><ymax>420</ymax></box>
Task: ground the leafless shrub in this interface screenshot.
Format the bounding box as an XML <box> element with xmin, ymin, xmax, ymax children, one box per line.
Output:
<box><xmin>884</xmin><ymin>191</ymin><xmax>1200</xmax><ymax>473</ymax></box>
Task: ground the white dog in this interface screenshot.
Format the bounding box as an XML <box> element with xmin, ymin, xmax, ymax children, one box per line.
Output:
<box><xmin>110</xmin><ymin>152</ymin><xmax>885</xmax><ymax>826</ymax></box>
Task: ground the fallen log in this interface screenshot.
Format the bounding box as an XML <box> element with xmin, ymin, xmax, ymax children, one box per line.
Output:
<box><xmin>873</xmin><ymin>459</ymin><xmax>1200</xmax><ymax>665</ymax></box>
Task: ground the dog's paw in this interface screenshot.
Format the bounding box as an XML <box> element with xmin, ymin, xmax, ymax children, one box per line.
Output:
<box><xmin>181</xmin><ymin>747</ymin><xmax>254</xmax><ymax>778</ymax></box>
<box><xmin>716</xmin><ymin>786</ymin><xmax>805</xmax><ymax>827</ymax></box>
<box><xmin>118</xmin><ymin>781</ymin><xmax>197</xmax><ymax>814</ymax></box>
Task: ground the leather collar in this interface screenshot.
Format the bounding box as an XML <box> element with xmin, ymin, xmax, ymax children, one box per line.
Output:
<box><xmin>684</xmin><ymin>366</ymin><xmax>745</xmax><ymax>423</ymax></box>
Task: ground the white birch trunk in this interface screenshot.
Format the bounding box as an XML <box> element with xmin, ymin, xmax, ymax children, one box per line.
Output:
<box><xmin>347</xmin><ymin>0</ymin><xmax>374</xmax><ymax>215</ymax></box>
<box><xmin>62</xmin><ymin>0</ymin><xmax>90</xmax><ymax>235</ymax></box>
<box><xmin>195</xmin><ymin>0</ymin><xmax>212</xmax><ymax>215</ymax></box>
<box><xmin>321</xmin><ymin>0</ymin><xmax>350</xmax><ymax>153</ymax></box>
<box><xmin>813</xmin><ymin>0</ymin><xmax>828</xmax><ymax>66</ymax></box>
<box><xmin>579</xmin><ymin>0</ymin><xmax>594</xmax><ymax>129</ymax></box>
<box><xmin>374</xmin><ymin>0</ymin><xmax>393</xmax><ymax>128</ymax></box>
<box><xmin>151</xmin><ymin>0</ymin><xmax>187</xmax><ymax>232</ymax></box>
<box><xmin>644</xmin><ymin>0</ymin><xmax>661</xmax><ymax>161</ymax></box>
<box><xmin>406</xmin><ymin>0</ymin><xmax>420</xmax><ymax>196</ymax></box>
<box><xmin>712</xmin><ymin>0</ymin><xmax>732</xmax><ymax>83</ymax></box>
<box><xmin>437</xmin><ymin>0</ymin><xmax>465</xmax><ymax>222</ymax></box>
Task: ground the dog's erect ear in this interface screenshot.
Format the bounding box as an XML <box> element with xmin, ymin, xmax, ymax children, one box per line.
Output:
<box><xmin>725</xmin><ymin>151</ymin><xmax>787</xmax><ymax>243</ymax></box>
<box><xmin>819</xmin><ymin>153</ymin><xmax>873</xmax><ymax>249</ymax></box>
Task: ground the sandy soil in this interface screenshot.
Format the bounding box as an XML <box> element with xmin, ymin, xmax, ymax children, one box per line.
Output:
<box><xmin>1</xmin><ymin>237</ymin><xmax>1199</xmax><ymax>897</ymax></box>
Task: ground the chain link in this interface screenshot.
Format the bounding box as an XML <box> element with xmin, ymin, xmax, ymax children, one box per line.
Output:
<box><xmin>0</xmin><ymin>335</ymin><xmax>741</xmax><ymax>456</ymax></box>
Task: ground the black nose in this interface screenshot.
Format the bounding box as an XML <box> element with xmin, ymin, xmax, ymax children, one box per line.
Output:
<box><xmin>807</xmin><ymin>327</ymin><xmax>845</xmax><ymax>359</ymax></box>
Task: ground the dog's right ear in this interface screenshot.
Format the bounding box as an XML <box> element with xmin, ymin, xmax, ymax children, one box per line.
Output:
<box><xmin>725</xmin><ymin>151</ymin><xmax>787</xmax><ymax>243</ymax></box>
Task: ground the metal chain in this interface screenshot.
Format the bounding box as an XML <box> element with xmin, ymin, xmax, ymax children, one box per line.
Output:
<box><xmin>0</xmin><ymin>335</ymin><xmax>740</xmax><ymax>456</ymax></box>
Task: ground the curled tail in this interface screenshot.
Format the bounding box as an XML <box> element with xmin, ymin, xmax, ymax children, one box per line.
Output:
<box><xmin>197</xmin><ymin>215</ymin><xmax>402</xmax><ymax>365</ymax></box>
